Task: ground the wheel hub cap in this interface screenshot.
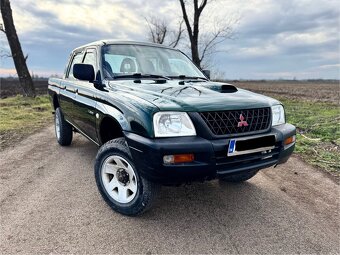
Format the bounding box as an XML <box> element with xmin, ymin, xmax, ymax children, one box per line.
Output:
<box><xmin>101</xmin><ymin>155</ymin><xmax>138</xmax><ymax>204</ymax></box>
<box><xmin>117</xmin><ymin>168</ymin><xmax>129</xmax><ymax>186</ymax></box>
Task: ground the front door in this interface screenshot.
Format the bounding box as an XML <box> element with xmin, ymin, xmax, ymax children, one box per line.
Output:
<box><xmin>60</xmin><ymin>52</ymin><xmax>83</xmax><ymax>123</ymax></box>
<box><xmin>72</xmin><ymin>48</ymin><xmax>98</xmax><ymax>142</ymax></box>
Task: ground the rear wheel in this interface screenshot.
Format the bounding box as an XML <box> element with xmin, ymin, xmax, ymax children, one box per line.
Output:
<box><xmin>219</xmin><ymin>170</ymin><xmax>258</xmax><ymax>183</ymax></box>
<box><xmin>55</xmin><ymin>107</ymin><xmax>73</xmax><ymax>146</ymax></box>
<box><xmin>94</xmin><ymin>138</ymin><xmax>159</xmax><ymax>216</ymax></box>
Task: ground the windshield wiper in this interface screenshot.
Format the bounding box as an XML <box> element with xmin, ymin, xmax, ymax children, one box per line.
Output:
<box><xmin>168</xmin><ymin>75</ymin><xmax>209</xmax><ymax>81</ymax></box>
<box><xmin>113</xmin><ymin>73</ymin><xmax>170</xmax><ymax>80</ymax></box>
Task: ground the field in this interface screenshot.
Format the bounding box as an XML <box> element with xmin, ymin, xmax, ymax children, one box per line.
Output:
<box><xmin>0</xmin><ymin>79</ymin><xmax>339</xmax><ymax>174</ymax></box>
<box><xmin>232</xmin><ymin>80</ymin><xmax>339</xmax><ymax>103</ymax></box>
<box><xmin>0</xmin><ymin>78</ymin><xmax>48</xmax><ymax>98</ymax></box>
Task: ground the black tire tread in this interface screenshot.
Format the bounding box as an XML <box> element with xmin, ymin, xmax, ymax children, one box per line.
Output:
<box><xmin>55</xmin><ymin>107</ymin><xmax>73</xmax><ymax>146</ymax></box>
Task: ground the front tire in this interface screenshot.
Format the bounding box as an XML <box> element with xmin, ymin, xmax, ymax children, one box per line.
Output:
<box><xmin>94</xmin><ymin>138</ymin><xmax>159</xmax><ymax>216</ymax></box>
<box><xmin>219</xmin><ymin>170</ymin><xmax>258</xmax><ymax>183</ymax></box>
<box><xmin>55</xmin><ymin>107</ymin><xmax>73</xmax><ymax>146</ymax></box>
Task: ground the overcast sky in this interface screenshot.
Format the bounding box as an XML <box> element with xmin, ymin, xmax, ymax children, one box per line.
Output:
<box><xmin>0</xmin><ymin>0</ymin><xmax>339</xmax><ymax>79</ymax></box>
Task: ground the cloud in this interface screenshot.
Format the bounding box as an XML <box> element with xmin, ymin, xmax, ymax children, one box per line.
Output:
<box><xmin>10</xmin><ymin>3</ymin><xmax>46</xmax><ymax>33</ymax></box>
<box><xmin>11</xmin><ymin>0</ymin><xmax>142</xmax><ymax>35</ymax></box>
<box><xmin>317</xmin><ymin>64</ymin><xmax>340</xmax><ymax>70</ymax></box>
<box><xmin>1</xmin><ymin>0</ymin><xmax>339</xmax><ymax>79</ymax></box>
<box><xmin>212</xmin><ymin>0</ymin><xmax>340</xmax><ymax>79</ymax></box>
<box><xmin>0</xmin><ymin>68</ymin><xmax>17</xmax><ymax>76</ymax></box>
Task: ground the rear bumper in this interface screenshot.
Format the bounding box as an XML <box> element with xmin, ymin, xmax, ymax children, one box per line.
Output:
<box><xmin>124</xmin><ymin>124</ymin><xmax>296</xmax><ymax>185</ymax></box>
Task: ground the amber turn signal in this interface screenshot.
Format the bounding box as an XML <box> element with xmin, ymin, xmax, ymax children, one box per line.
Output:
<box><xmin>284</xmin><ymin>135</ymin><xmax>296</xmax><ymax>145</ymax></box>
<box><xmin>163</xmin><ymin>154</ymin><xmax>194</xmax><ymax>164</ymax></box>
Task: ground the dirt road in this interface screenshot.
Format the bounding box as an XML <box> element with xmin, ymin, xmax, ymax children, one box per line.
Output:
<box><xmin>1</xmin><ymin>126</ymin><xmax>339</xmax><ymax>254</ymax></box>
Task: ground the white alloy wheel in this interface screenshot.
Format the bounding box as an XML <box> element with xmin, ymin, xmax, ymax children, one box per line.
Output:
<box><xmin>101</xmin><ymin>155</ymin><xmax>138</xmax><ymax>204</ymax></box>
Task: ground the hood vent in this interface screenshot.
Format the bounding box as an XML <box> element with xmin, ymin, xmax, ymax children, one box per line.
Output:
<box><xmin>220</xmin><ymin>85</ymin><xmax>238</xmax><ymax>93</ymax></box>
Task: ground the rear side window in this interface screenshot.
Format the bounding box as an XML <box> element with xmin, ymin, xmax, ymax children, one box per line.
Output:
<box><xmin>67</xmin><ymin>53</ymin><xmax>83</xmax><ymax>79</ymax></box>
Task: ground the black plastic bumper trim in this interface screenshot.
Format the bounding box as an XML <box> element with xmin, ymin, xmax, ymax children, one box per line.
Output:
<box><xmin>124</xmin><ymin>123</ymin><xmax>296</xmax><ymax>184</ymax></box>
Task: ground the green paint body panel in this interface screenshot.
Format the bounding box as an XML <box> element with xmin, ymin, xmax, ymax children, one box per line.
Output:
<box><xmin>108</xmin><ymin>80</ymin><xmax>280</xmax><ymax>112</ymax></box>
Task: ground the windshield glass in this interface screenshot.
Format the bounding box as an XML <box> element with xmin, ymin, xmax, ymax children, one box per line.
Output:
<box><xmin>101</xmin><ymin>44</ymin><xmax>205</xmax><ymax>79</ymax></box>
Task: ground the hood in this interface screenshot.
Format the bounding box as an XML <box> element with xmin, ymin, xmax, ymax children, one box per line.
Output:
<box><xmin>107</xmin><ymin>80</ymin><xmax>280</xmax><ymax>112</ymax></box>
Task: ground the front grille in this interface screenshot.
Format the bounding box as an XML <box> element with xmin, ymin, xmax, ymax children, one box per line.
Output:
<box><xmin>199</xmin><ymin>107</ymin><xmax>271</xmax><ymax>136</ymax></box>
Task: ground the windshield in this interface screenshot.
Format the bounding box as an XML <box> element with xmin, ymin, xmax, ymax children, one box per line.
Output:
<box><xmin>101</xmin><ymin>44</ymin><xmax>205</xmax><ymax>79</ymax></box>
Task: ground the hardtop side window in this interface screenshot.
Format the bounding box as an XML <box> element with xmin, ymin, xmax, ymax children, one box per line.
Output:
<box><xmin>67</xmin><ymin>53</ymin><xmax>83</xmax><ymax>79</ymax></box>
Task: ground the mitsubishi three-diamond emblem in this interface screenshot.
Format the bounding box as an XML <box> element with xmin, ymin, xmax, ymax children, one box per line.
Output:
<box><xmin>237</xmin><ymin>114</ymin><xmax>248</xmax><ymax>127</ymax></box>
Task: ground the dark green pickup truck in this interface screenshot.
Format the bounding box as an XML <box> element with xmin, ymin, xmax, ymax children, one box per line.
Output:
<box><xmin>48</xmin><ymin>40</ymin><xmax>296</xmax><ymax>216</ymax></box>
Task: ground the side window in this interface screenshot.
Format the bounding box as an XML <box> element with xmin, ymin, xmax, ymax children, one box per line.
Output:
<box><xmin>67</xmin><ymin>53</ymin><xmax>83</xmax><ymax>79</ymax></box>
<box><xmin>83</xmin><ymin>51</ymin><xmax>95</xmax><ymax>66</ymax></box>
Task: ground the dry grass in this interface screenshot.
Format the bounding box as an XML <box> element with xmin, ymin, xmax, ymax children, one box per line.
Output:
<box><xmin>0</xmin><ymin>95</ymin><xmax>52</xmax><ymax>150</ymax></box>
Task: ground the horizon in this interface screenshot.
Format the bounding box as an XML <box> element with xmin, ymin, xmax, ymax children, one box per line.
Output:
<box><xmin>1</xmin><ymin>75</ymin><xmax>339</xmax><ymax>82</ymax></box>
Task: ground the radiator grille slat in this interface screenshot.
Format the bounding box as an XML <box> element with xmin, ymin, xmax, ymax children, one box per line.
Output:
<box><xmin>199</xmin><ymin>108</ymin><xmax>271</xmax><ymax>136</ymax></box>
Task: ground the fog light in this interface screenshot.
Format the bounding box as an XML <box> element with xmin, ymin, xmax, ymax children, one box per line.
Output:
<box><xmin>163</xmin><ymin>154</ymin><xmax>194</xmax><ymax>164</ymax></box>
<box><xmin>284</xmin><ymin>135</ymin><xmax>296</xmax><ymax>145</ymax></box>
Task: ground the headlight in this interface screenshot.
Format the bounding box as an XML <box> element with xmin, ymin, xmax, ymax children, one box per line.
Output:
<box><xmin>153</xmin><ymin>112</ymin><xmax>196</xmax><ymax>137</ymax></box>
<box><xmin>271</xmin><ymin>105</ymin><xmax>285</xmax><ymax>126</ymax></box>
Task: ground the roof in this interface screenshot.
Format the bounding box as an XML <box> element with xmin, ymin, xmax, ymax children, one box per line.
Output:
<box><xmin>73</xmin><ymin>39</ymin><xmax>178</xmax><ymax>52</ymax></box>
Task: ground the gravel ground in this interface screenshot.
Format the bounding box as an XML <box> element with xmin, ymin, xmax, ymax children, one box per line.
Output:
<box><xmin>0</xmin><ymin>126</ymin><xmax>339</xmax><ymax>254</ymax></box>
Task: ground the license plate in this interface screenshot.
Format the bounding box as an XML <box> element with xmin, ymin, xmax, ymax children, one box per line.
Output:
<box><xmin>227</xmin><ymin>136</ymin><xmax>275</xmax><ymax>157</ymax></box>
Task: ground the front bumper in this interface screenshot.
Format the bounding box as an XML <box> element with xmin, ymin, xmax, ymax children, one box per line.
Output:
<box><xmin>124</xmin><ymin>124</ymin><xmax>296</xmax><ymax>185</ymax></box>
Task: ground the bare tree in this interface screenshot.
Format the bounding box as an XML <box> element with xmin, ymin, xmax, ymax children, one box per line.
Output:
<box><xmin>0</xmin><ymin>47</ymin><xmax>11</xmax><ymax>58</ymax></box>
<box><xmin>178</xmin><ymin>0</ymin><xmax>236</xmax><ymax>68</ymax></box>
<box><xmin>145</xmin><ymin>17</ymin><xmax>184</xmax><ymax>48</ymax></box>
<box><xmin>1</xmin><ymin>0</ymin><xmax>35</xmax><ymax>97</ymax></box>
<box><xmin>168</xmin><ymin>20</ymin><xmax>184</xmax><ymax>48</ymax></box>
<box><xmin>145</xmin><ymin>17</ymin><xmax>168</xmax><ymax>44</ymax></box>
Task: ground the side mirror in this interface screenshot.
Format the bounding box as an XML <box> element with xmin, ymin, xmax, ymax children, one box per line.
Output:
<box><xmin>73</xmin><ymin>63</ymin><xmax>95</xmax><ymax>82</ymax></box>
<box><xmin>202</xmin><ymin>69</ymin><xmax>211</xmax><ymax>79</ymax></box>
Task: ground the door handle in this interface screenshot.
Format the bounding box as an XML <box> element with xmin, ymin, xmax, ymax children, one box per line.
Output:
<box><xmin>66</xmin><ymin>87</ymin><xmax>76</xmax><ymax>93</ymax></box>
